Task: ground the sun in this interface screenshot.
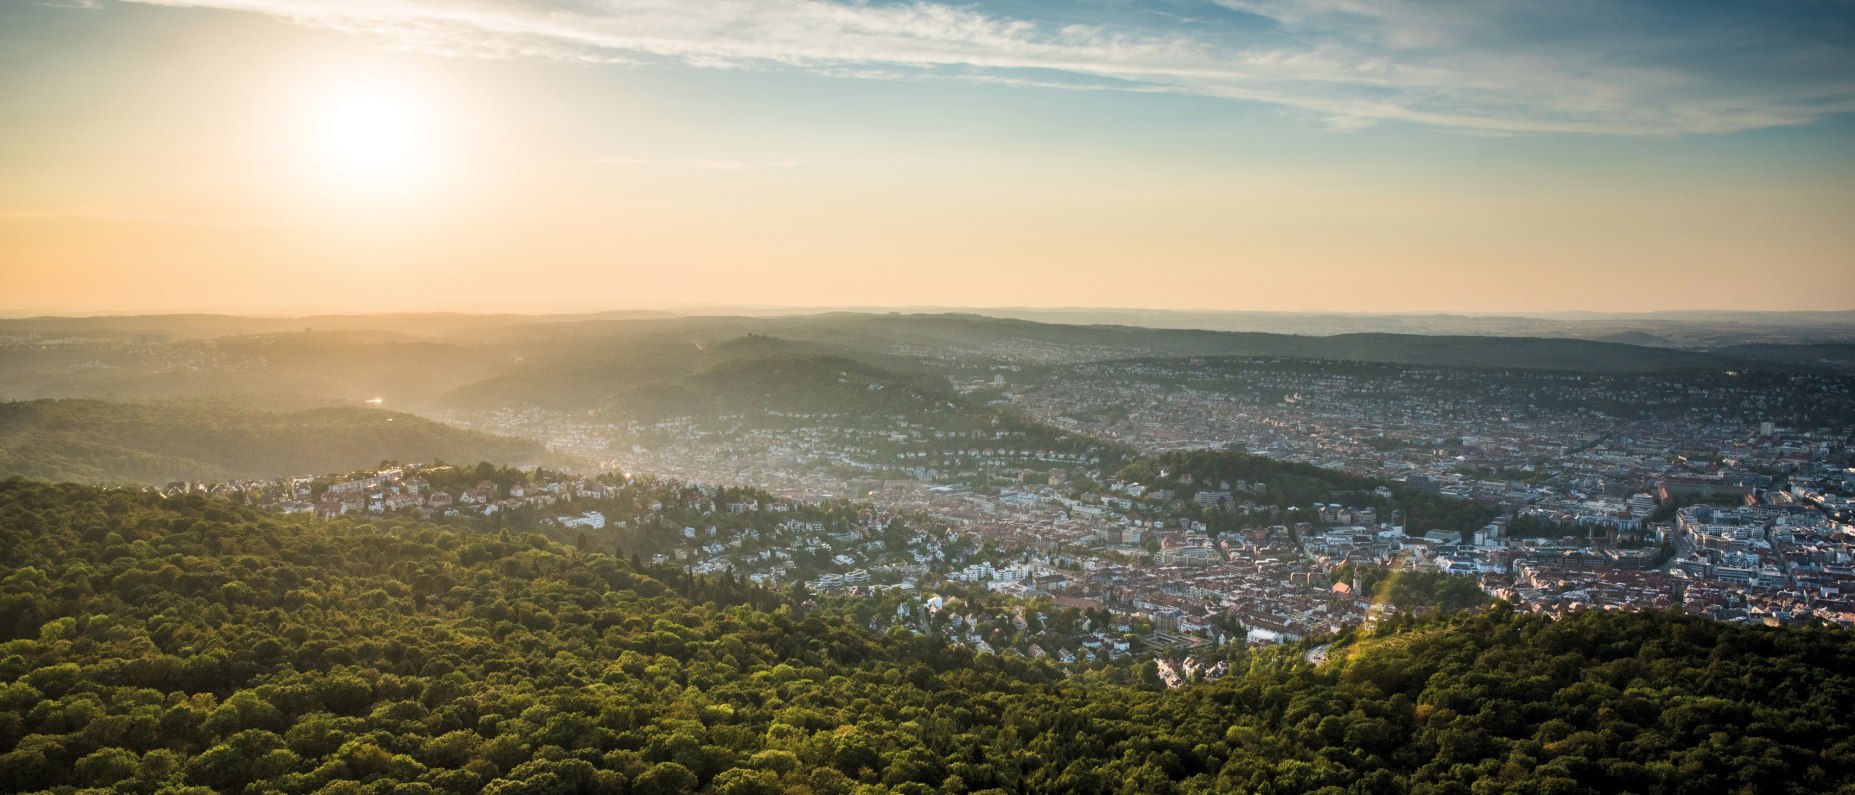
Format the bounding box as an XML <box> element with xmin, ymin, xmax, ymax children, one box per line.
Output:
<box><xmin>311</xmin><ymin>82</ymin><xmax>434</xmax><ymax>190</ymax></box>
<box><xmin>325</xmin><ymin>90</ymin><xmax>417</xmax><ymax>169</ymax></box>
<box><xmin>265</xmin><ymin>63</ymin><xmax>468</xmax><ymax>207</ymax></box>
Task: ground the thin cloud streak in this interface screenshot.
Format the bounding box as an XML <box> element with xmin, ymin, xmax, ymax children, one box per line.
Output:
<box><xmin>116</xmin><ymin>0</ymin><xmax>1855</xmax><ymax>135</ymax></box>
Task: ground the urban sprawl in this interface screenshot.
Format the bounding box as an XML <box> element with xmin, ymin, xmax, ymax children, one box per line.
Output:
<box><xmin>174</xmin><ymin>358</ymin><xmax>1853</xmax><ymax>685</ymax></box>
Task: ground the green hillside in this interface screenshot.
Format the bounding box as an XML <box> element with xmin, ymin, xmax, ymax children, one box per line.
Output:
<box><xmin>0</xmin><ymin>334</ymin><xmax>499</xmax><ymax>409</ymax></box>
<box><xmin>620</xmin><ymin>347</ymin><xmax>959</xmax><ymax>420</ymax></box>
<box><xmin>438</xmin><ymin>335</ymin><xmax>958</xmax><ymax>420</ymax></box>
<box><xmin>431</xmin><ymin>318</ymin><xmax>1783</xmax><ymax>424</ymax></box>
<box><xmin>1712</xmin><ymin>342</ymin><xmax>1855</xmax><ymax>373</ymax></box>
<box><xmin>1117</xmin><ymin>449</ymin><xmax>1502</xmax><ymax>539</ymax></box>
<box><xmin>4</xmin><ymin>315</ymin><xmax>1841</xmax><ymax>416</ymax></box>
<box><xmin>750</xmin><ymin>314</ymin><xmax>1763</xmax><ymax>373</ymax></box>
<box><xmin>0</xmin><ymin>310</ymin><xmax>676</xmax><ymax>344</ymax></box>
<box><xmin>0</xmin><ymin>400</ymin><xmax>548</xmax><ymax>484</ymax></box>
<box><xmin>470</xmin><ymin>312</ymin><xmax>1797</xmax><ymax>374</ymax></box>
<box><xmin>0</xmin><ymin>480</ymin><xmax>1850</xmax><ymax>794</ymax></box>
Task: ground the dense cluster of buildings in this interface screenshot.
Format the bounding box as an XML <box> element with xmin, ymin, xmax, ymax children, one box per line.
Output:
<box><xmin>1014</xmin><ymin>362</ymin><xmax>1848</xmax><ymax>498</ymax></box>
<box><xmin>195</xmin><ymin>355</ymin><xmax>1855</xmax><ymax>663</ymax></box>
<box><xmin>1006</xmin><ymin>359</ymin><xmax>1855</xmax><ymax>628</ymax></box>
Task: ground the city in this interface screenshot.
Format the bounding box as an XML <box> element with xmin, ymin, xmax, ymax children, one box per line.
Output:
<box><xmin>161</xmin><ymin>344</ymin><xmax>1855</xmax><ymax>663</ymax></box>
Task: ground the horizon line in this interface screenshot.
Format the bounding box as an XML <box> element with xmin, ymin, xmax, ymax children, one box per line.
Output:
<box><xmin>2</xmin><ymin>304</ymin><xmax>1854</xmax><ymax>322</ymax></box>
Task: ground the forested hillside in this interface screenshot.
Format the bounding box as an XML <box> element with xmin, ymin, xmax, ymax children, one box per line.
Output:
<box><xmin>738</xmin><ymin>315</ymin><xmax>1767</xmax><ymax>373</ymax></box>
<box><xmin>1</xmin><ymin>480</ymin><xmax>1850</xmax><ymax>794</ymax></box>
<box><xmin>5</xmin><ymin>314</ymin><xmax>1838</xmax><ymax>417</ymax></box>
<box><xmin>435</xmin><ymin>335</ymin><xmax>955</xmax><ymax>419</ymax></box>
<box><xmin>0</xmin><ymin>334</ymin><xmax>500</xmax><ymax>409</ymax></box>
<box><xmin>1118</xmin><ymin>449</ymin><xmax>1502</xmax><ymax>539</ymax></box>
<box><xmin>0</xmin><ymin>400</ymin><xmax>548</xmax><ymax>485</ymax></box>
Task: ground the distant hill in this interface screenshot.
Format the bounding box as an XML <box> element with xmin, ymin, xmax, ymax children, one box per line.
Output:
<box><xmin>0</xmin><ymin>309</ymin><xmax>677</xmax><ymax>343</ymax></box>
<box><xmin>1712</xmin><ymin>342</ymin><xmax>1855</xmax><ymax>373</ymax></box>
<box><xmin>0</xmin><ymin>333</ymin><xmax>501</xmax><ymax>409</ymax></box>
<box><xmin>1591</xmin><ymin>330</ymin><xmax>1673</xmax><ymax>347</ymax></box>
<box><xmin>741</xmin><ymin>314</ymin><xmax>1761</xmax><ymax>373</ymax></box>
<box><xmin>8</xmin><ymin>307</ymin><xmax>1850</xmax><ymax>346</ymax></box>
<box><xmin>437</xmin><ymin>311</ymin><xmax>1760</xmax><ymax>373</ymax></box>
<box><xmin>616</xmin><ymin>351</ymin><xmax>959</xmax><ymax>419</ymax></box>
<box><xmin>438</xmin><ymin>334</ymin><xmax>958</xmax><ymax>419</ymax></box>
<box><xmin>0</xmin><ymin>399</ymin><xmax>548</xmax><ymax>484</ymax></box>
<box><xmin>4</xmin><ymin>314</ymin><xmax>1844</xmax><ymax>415</ymax></box>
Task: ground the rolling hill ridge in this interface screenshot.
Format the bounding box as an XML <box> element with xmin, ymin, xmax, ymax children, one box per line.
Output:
<box><xmin>0</xmin><ymin>399</ymin><xmax>550</xmax><ymax>485</ymax></box>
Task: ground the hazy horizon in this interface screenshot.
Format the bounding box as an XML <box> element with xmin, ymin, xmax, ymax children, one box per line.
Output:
<box><xmin>3</xmin><ymin>302</ymin><xmax>1854</xmax><ymax>322</ymax></box>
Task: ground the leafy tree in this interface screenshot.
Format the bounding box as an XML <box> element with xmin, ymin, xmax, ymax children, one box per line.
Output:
<box><xmin>633</xmin><ymin>761</ymin><xmax>698</xmax><ymax>795</ymax></box>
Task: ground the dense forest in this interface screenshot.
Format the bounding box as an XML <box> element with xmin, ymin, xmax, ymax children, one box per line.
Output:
<box><xmin>1</xmin><ymin>479</ymin><xmax>1850</xmax><ymax>794</ymax></box>
<box><xmin>0</xmin><ymin>400</ymin><xmax>549</xmax><ymax>485</ymax></box>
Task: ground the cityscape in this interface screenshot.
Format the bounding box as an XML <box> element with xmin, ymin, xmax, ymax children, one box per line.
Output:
<box><xmin>120</xmin><ymin>338</ymin><xmax>1854</xmax><ymax>660</ymax></box>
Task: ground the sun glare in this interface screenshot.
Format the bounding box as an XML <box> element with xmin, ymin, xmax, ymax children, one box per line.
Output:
<box><xmin>258</xmin><ymin>60</ymin><xmax>477</xmax><ymax>210</ymax></box>
<box><xmin>317</xmin><ymin>83</ymin><xmax>431</xmax><ymax>188</ymax></box>
<box><xmin>324</xmin><ymin>89</ymin><xmax>420</xmax><ymax>172</ymax></box>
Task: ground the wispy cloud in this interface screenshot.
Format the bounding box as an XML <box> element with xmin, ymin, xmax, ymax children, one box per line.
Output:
<box><xmin>117</xmin><ymin>0</ymin><xmax>1855</xmax><ymax>135</ymax></box>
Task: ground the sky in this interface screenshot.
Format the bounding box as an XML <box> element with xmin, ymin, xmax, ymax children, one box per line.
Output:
<box><xmin>2</xmin><ymin>0</ymin><xmax>1853</xmax><ymax>316</ymax></box>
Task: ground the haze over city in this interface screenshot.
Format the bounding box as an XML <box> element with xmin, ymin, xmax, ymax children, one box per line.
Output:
<box><xmin>3</xmin><ymin>0</ymin><xmax>1853</xmax><ymax>315</ymax></box>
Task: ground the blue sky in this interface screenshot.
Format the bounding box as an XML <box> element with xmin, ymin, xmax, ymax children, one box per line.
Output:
<box><xmin>67</xmin><ymin>0</ymin><xmax>1852</xmax><ymax>135</ymax></box>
